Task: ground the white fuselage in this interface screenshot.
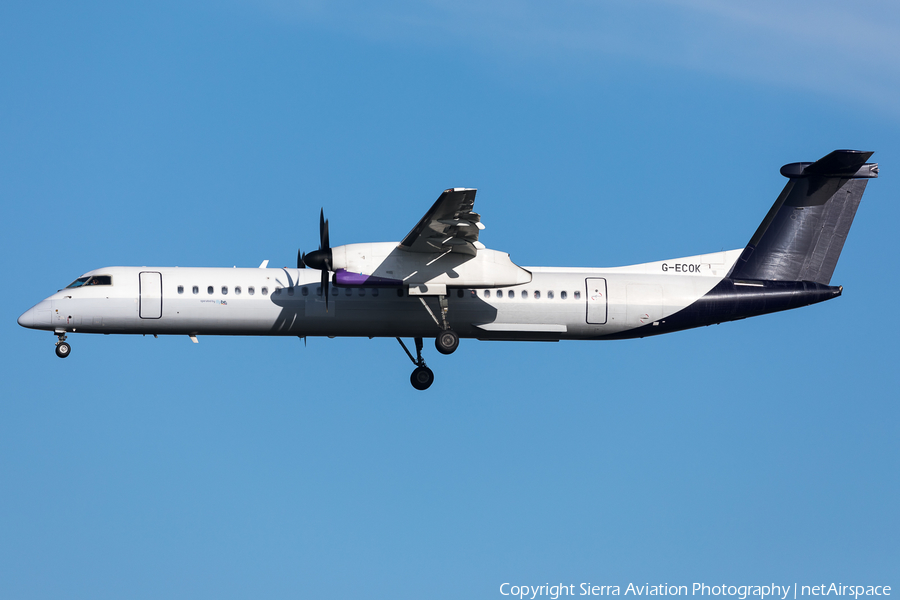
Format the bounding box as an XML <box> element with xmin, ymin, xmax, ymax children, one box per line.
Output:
<box><xmin>20</xmin><ymin>249</ymin><xmax>743</xmax><ymax>341</ymax></box>
<box><xmin>17</xmin><ymin>151</ymin><xmax>871</xmax><ymax>389</ymax></box>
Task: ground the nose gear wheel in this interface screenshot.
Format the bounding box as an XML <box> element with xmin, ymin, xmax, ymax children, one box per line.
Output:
<box><xmin>55</xmin><ymin>332</ymin><xmax>71</xmax><ymax>358</ymax></box>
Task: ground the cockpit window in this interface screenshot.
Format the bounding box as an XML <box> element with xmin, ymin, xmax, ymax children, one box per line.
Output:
<box><xmin>66</xmin><ymin>277</ymin><xmax>90</xmax><ymax>288</ymax></box>
<box><xmin>66</xmin><ymin>275</ymin><xmax>112</xmax><ymax>288</ymax></box>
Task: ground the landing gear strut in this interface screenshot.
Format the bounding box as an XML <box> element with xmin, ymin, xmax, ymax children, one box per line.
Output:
<box><xmin>436</xmin><ymin>294</ymin><xmax>459</xmax><ymax>355</ymax></box>
<box><xmin>55</xmin><ymin>332</ymin><xmax>71</xmax><ymax>358</ymax></box>
<box><xmin>397</xmin><ymin>337</ymin><xmax>434</xmax><ymax>390</ymax></box>
<box><xmin>416</xmin><ymin>294</ymin><xmax>460</xmax><ymax>355</ymax></box>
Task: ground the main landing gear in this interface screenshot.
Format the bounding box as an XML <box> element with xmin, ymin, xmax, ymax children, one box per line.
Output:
<box><xmin>397</xmin><ymin>337</ymin><xmax>435</xmax><ymax>390</ymax></box>
<box><xmin>415</xmin><ymin>294</ymin><xmax>460</xmax><ymax>356</ymax></box>
<box><xmin>399</xmin><ymin>294</ymin><xmax>462</xmax><ymax>390</ymax></box>
<box><xmin>433</xmin><ymin>294</ymin><xmax>459</xmax><ymax>355</ymax></box>
<box><xmin>55</xmin><ymin>332</ymin><xmax>71</xmax><ymax>358</ymax></box>
<box><xmin>435</xmin><ymin>329</ymin><xmax>459</xmax><ymax>355</ymax></box>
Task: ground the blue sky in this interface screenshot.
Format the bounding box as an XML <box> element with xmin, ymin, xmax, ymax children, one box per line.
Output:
<box><xmin>2</xmin><ymin>1</ymin><xmax>898</xmax><ymax>598</ymax></box>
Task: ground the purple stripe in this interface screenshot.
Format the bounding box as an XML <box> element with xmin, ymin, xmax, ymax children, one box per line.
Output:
<box><xmin>335</xmin><ymin>269</ymin><xmax>403</xmax><ymax>287</ymax></box>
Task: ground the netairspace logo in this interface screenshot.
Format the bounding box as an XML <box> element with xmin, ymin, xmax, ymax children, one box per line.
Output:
<box><xmin>498</xmin><ymin>583</ymin><xmax>892</xmax><ymax>600</ymax></box>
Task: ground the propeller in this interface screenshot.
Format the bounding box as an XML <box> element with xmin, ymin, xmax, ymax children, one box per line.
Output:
<box><xmin>298</xmin><ymin>208</ymin><xmax>333</xmax><ymax>309</ymax></box>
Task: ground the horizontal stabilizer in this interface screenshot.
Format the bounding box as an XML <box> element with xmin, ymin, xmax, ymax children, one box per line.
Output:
<box><xmin>730</xmin><ymin>150</ymin><xmax>876</xmax><ymax>285</ymax></box>
<box><xmin>780</xmin><ymin>149</ymin><xmax>878</xmax><ymax>179</ymax></box>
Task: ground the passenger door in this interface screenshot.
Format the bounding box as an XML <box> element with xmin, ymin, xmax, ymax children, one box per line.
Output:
<box><xmin>585</xmin><ymin>278</ymin><xmax>608</xmax><ymax>324</ymax></box>
<box><xmin>139</xmin><ymin>271</ymin><xmax>162</xmax><ymax>319</ymax></box>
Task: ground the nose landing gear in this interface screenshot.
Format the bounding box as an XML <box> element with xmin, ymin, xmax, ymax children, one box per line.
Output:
<box><xmin>55</xmin><ymin>332</ymin><xmax>71</xmax><ymax>358</ymax></box>
<box><xmin>397</xmin><ymin>337</ymin><xmax>434</xmax><ymax>390</ymax></box>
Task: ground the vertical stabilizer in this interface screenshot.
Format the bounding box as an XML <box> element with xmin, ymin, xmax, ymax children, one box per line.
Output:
<box><xmin>730</xmin><ymin>150</ymin><xmax>877</xmax><ymax>284</ymax></box>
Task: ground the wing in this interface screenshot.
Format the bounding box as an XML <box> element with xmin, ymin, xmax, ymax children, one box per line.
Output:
<box><xmin>399</xmin><ymin>188</ymin><xmax>484</xmax><ymax>256</ymax></box>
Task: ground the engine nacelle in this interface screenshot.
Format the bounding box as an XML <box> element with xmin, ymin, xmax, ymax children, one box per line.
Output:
<box><xmin>329</xmin><ymin>242</ymin><xmax>532</xmax><ymax>288</ymax></box>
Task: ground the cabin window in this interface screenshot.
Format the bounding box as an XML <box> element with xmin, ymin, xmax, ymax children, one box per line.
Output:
<box><xmin>521</xmin><ymin>290</ymin><xmax>528</xmax><ymax>299</ymax></box>
<box><xmin>273</xmin><ymin>288</ymin><xmax>281</xmax><ymax>296</ymax></box>
<box><xmin>221</xmin><ymin>286</ymin><xmax>228</xmax><ymax>295</ymax></box>
<box><xmin>470</xmin><ymin>290</ymin><xmax>477</xmax><ymax>298</ymax></box>
<box><xmin>208</xmin><ymin>286</ymin><xmax>214</xmax><ymax>295</ymax></box>
<box><xmin>534</xmin><ymin>291</ymin><xmax>541</xmax><ymax>299</ymax></box>
<box><xmin>561</xmin><ymin>291</ymin><xmax>567</xmax><ymax>300</ymax></box>
<box><xmin>235</xmin><ymin>286</ymin><xmax>242</xmax><ymax>295</ymax></box>
<box><xmin>287</xmin><ymin>287</ymin><xmax>294</xmax><ymax>296</ymax></box>
<box><xmin>316</xmin><ymin>286</ymin><xmax>322</xmax><ymax>296</ymax></box>
<box><xmin>574</xmin><ymin>291</ymin><xmax>581</xmax><ymax>300</ymax></box>
<box><xmin>397</xmin><ymin>289</ymin><xmax>404</xmax><ymax>297</ymax></box>
<box><xmin>301</xmin><ymin>287</ymin><xmax>308</xmax><ymax>296</ymax></box>
<box><xmin>483</xmin><ymin>290</ymin><xmax>490</xmax><ymax>299</ymax></box>
<box><xmin>372</xmin><ymin>288</ymin><xmax>379</xmax><ymax>297</ymax></box>
<box><xmin>262</xmin><ymin>287</ymin><xmax>268</xmax><ymax>295</ymax></box>
<box><xmin>177</xmin><ymin>285</ymin><xmax>184</xmax><ymax>294</ymax></box>
<box><xmin>345</xmin><ymin>288</ymin><xmax>352</xmax><ymax>296</ymax></box>
<box><xmin>508</xmin><ymin>290</ymin><xmax>514</xmax><ymax>299</ymax></box>
<box><xmin>457</xmin><ymin>289</ymin><xmax>464</xmax><ymax>298</ymax></box>
<box><xmin>248</xmin><ymin>286</ymin><xmax>255</xmax><ymax>295</ymax></box>
<box><xmin>547</xmin><ymin>290</ymin><xmax>554</xmax><ymax>299</ymax></box>
<box><xmin>192</xmin><ymin>286</ymin><xmax>199</xmax><ymax>294</ymax></box>
<box><xmin>358</xmin><ymin>288</ymin><xmax>365</xmax><ymax>296</ymax></box>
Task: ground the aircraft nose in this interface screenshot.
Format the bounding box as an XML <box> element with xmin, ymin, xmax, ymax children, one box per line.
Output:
<box><xmin>18</xmin><ymin>307</ymin><xmax>35</xmax><ymax>328</ymax></box>
<box><xmin>18</xmin><ymin>299</ymin><xmax>52</xmax><ymax>330</ymax></box>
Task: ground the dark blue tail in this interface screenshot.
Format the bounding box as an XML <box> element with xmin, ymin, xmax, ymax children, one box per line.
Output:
<box><xmin>730</xmin><ymin>150</ymin><xmax>877</xmax><ymax>285</ymax></box>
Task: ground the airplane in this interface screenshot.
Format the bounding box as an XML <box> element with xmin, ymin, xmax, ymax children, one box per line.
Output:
<box><xmin>18</xmin><ymin>149</ymin><xmax>877</xmax><ymax>390</ymax></box>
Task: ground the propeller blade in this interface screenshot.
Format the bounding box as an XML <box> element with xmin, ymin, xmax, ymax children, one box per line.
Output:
<box><xmin>303</xmin><ymin>208</ymin><xmax>334</xmax><ymax>271</ymax></box>
<box><xmin>297</xmin><ymin>250</ymin><xmax>306</xmax><ymax>269</ymax></box>
<box><xmin>319</xmin><ymin>209</ymin><xmax>329</xmax><ymax>250</ymax></box>
<box><xmin>304</xmin><ymin>207</ymin><xmax>333</xmax><ymax>310</ymax></box>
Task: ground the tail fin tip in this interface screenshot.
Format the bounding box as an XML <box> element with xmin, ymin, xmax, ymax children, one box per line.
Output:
<box><xmin>780</xmin><ymin>149</ymin><xmax>878</xmax><ymax>179</ymax></box>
